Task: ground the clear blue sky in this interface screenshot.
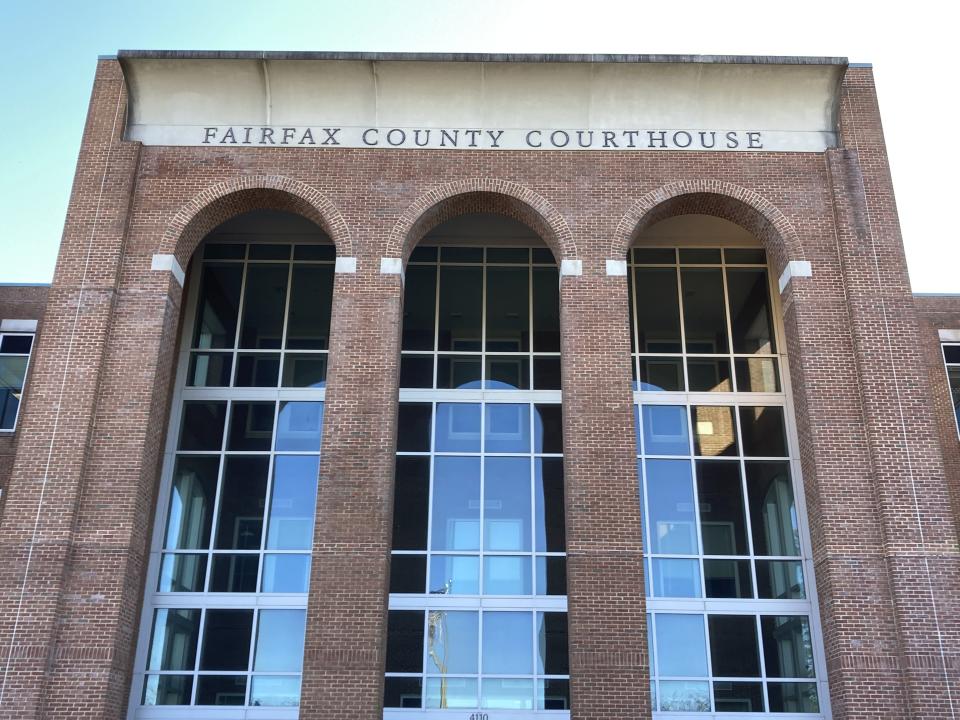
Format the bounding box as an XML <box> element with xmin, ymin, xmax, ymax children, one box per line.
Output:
<box><xmin>1</xmin><ymin>0</ymin><xmax>955</xmax><ymax>291</ymax></box>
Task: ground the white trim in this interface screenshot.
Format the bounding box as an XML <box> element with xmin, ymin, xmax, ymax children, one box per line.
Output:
<box><xmin>939</xmin><ymin>329</ymin><xmax>960</xmax><ymax>343</ymax></box>
<box><xmin>150</xmin><ymin>253</ymin><xmax>185</xmax><ymax>287</ymax></box>
<box><xmin>381</xmin><ymin>257</ymin><xmax>404</xmax><ymax>275</ymax></box>
<box><xmin>605</xmin><ymin>259</ymin><xmax>628</xmax><ymax>276</ymax></box>
<box><xmin>334</xmin><ymin>256</ymin><xmax>357</xmax><ymax>274</ymax></box>
<box><xmin>0</xmin><ymin>319</ymin><xmax>38</xmax><ymax>332</ymax></box>
<box><xmin>777</xmin><ymin>260</ymin><xmax>812</xmax><ymax>294</ymax></box>
<box><xmin>559</xmin><ymin>259</ymin><xmax>581</xmax><ymax>277</ymax></box>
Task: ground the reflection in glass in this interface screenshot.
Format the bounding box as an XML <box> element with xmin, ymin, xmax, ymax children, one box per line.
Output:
<box><xmin>681</xmin><ymin>269</ymin><xmax>729</xmax><ymax>353</ymax></box>
<box><xmin>726</xmin><ymin>268</ymin><xmax>775</xmax><ymax>354</ymax></box>
<box><xmin>485</xmin><ymin>404</ymin><xmax>531</xmax><ymax>453</ymax></box>
<box><xmin>642</xmin><ymin>405</ymin><xmax>690</xmax><ymax>456</ymax></box>
<box><xmin>484</xmin><ymin>457</ymin><xmax>531</xmax><ymax>551</ymax></box>
<box><xmin>234</xmin><ymin>353</ymin><xmax>280</xmax><ymax>387</ymax></box>
<box><xmin>651</xmin><ymin>558</ymin><xmax>701</xmax><ymax>598</ymax></box>
<box><xmin>267</xmin><ymin>455</ymin><xmax>318</xmax><ymax>549</ymax></box>
<box><xmin>537</xmin><ymin>679</ymin><xmax>570</xmax><ymax>710</ymax></box>
<box><xmin>384</xmin><ymin>677</ymin><xmax>423</xmax><ymax>709</ymax></box>
<box><xmin>196</xmin><ymin>675</ymin><xmax>246</xmax><ymax>705</ymax></box>
<box><xmin>199</xmin><ymin>609</ymin><xmax>253</xmax><ymax>670</ymax></box>
<box><xmin>179</xmin><ymin>402</ymin><xmax>226</xmax><ymax>451</ymax></box>
<box><xmin>534</xmin><ymin>405</ymin><xmax>563</xmax><ymax>453</ymax></box>
<box><xmin>227</xmin><ymin>402</ymin><xmax>274</xmax><ymax>451</ymax></box>
<box><xmin>658</xmin><ymin>680</ymin><xmax>710</xmax><ymax>711</ymax></box>
<box><xmin>425</xmin><ymin>677</ymin><xmax>477</xmax><ymax>709</ymax></box>
<box><xmin>486</xmin><ymin>267</ymin><xmax>529</xmax><ymax>352</ymax></box>
<box><xmin>209</xmin><ymin>553</ymin><xmax>258</xmax><ymax>592</ymax></box>
<box><xmin>704</xmin><ymin>559</ymin><xmax>753</xmax><ymax>599</ymax></box>
<box><xmin>428</xmin><ymin>611</ymin><xmax>479</xmax><ymax>674</ymax></box>
<box><xmin>638</xmin><ymin>357</ymin><xmax>684</xmax><ymax>392</ymax></box>
<box><xmin>430</xmin><ymin>555</ymin><xmax>479</xmax><ymax>594</ymax></box>
<box><xmin>767</xmin><ymin>682</ymin><xmax>820</xmax><ymax>712</ymax></box>
<box><xmin>165</xmin><ymin>456</ymin><xmax>219</xmax><ymax>549</ymax></box>
<box><xmin>261</xmin><ymin>554</ymin><xmax>310</xmax><ymax>593</ymax></box>
<box><xmin>239</xmin><ymin>265</ymin><xmax>288</xmax><ymax>349</ymax></box>
<box><xmin>761</xmin><ymin>615</ymin><xmax>816</xmax><ymax>678</ymax></box>
<box><xmin>435</xmin><ymin>404</ymin><xmax>481</xmax><ymax>452</ymax></box>
<box><xmin>438</xmin><ymin>356</ymin><xmax>483</xmax><ymax>389</ymax></box>
<box><xmin>655</xmin><ymin>614</ymin><xmax>708</xmax><ymax>676</ymax></box>
<box><xmin>714</xmin><ymin>681</ymin><xmax>765</xmax><ymax>712</ymax></box>
<box><xmin>483</xmin><ymin>556</ymin><xmax>531</xmax><ymax>594</ymax></box>
<box><xmin>687</xmin><ymin>357</ymin><xmax>732</xmax><ymax>392</ymax></box>
<box><xmin>481</xmin><ymin>678</ymin><xmax>534</xmax><ymax>709</ymax></box>
<box><xmin>286</xmin><ymin>265</ymin><xmax>333</xmax><ymax>349</ymax></box>
<box><xmin>532</xmin><ymin>357</ymin><xmax>561</xmax><ymax>390</ymax></box>
<box><xmin>400</xmin><ymin>355</ymin><xmax>434</xmax><ymax>388</ymax></box>
<box><xmin>142</xmin><ymin>675</ymin><xmax>192</xmax><ymax>705</ymax></box>
<box><xmin>386</xmin><ymin>610</ymin><xmax>425</xmax><ymax>673</ymax></box>
<box><xmin>634</xmin><ymin>267</ymin><xmax>682</xmax><ymax>352</ymax></box>
<box><xmin>709</xmin><ymin>615</ymin><xmax>761</xmax><ymax>677</ymax></box>
<box><xmin>403</xmin><ymin>266</ymin><xmax>438</xmax><ymax>351</ymax></box>
<box><xmin>483</xmin><ymin>612</ymin><xmax>532</xmax><ymax>674</ymax></box>
<box><xmin>735</xmin><ymin>357</ymin><xmax>780</xmax><ymax>393</ymax></box>
<box><xmin>485</xmin><ymin>355</ymin><xmax>529</xmax><ymax>389</ymax></box>
<box><xmin>147</xmin><ymin>608</ymin><xmax>200</xmax><ymax>670</ymax></box>
<box><xmin>537</xmin><ymin>612</ymin><xmax>569</xmax><ymax>674</ymax></box>
<box><xmin>756</xmin><ymin>560</ymin><xmax>805</xmax><ymax>599</ymax></box>
<box><xmin>439</xmin><ymin>266</ymin><xmax>482</xmax><ymax>351</ymax></box>
<box><xmin>691</xmin><ymin>405</ymin><xmax>738</xmax><ymax>457</ymax></box>
<box><xmin>187</xmin><ymin>352</ymin><xmax>232</xmax><ymax>387</ymax></box>
<box><xmin>746</xmin><ymin>461</ymin><xmax>800</xmax><ymax>556</ymax></box>
<box><xmin>275</xmin><ymin>401</ymin><xmax>324</xmax><ymax>452</ymax></box>
<box><xmin>215</xmin><ymin>456</ymin><xmax>268</xmax><ymax>550</ymax></box>
<box><xmin>192</xmin><ymin>264</ymin><xmax>242</xmax><ymax>349</ymax></box>
<box><xmin>255</xmin><ymin>609</ymin><xmax>306</xmax><ymax>671</ymax></box>
<box><xmin>282</xmin><ymin>354</ymin><xmax>327</xmax><ymax>388</ymax></box>
<box><xmin>158</xmin><ymin>553</ymin><xmax>207</xmax><ymax>592</ymax></box>
<box><xmin>739</xmin><ymin>406</ymin><xmax>787</xmax><ymax>457</ymax></box>
<box><xmin>536</xmin><ymin>556</ymin><xmax>567</xmax><ymax>595</ymax></box>
<box><xmin>250</xmin><ymin>676</ymin><xmax>301</xmax><ymax>707</ymax></box>
<box><xmin>432</xmin><ymin>457</ymin><xmax>481</xmax><ymax>551</ymax></box>
<box><xmin>697</xmin><ymin>460</ymin><xmax>749</xmax><ymax>555</ymax></box>
<box><xmin>645</xmin><ymin>460</ymin><xmax>698</xmax><ymax>554</ymax></box>
<box><xmin>534</xmin><ymin>458</ymin><xmax>565</xmax><ymax>552</ymax></box>
<box><xmin>532</xmin><ymin>267</ymin><xmax>560</xmax><ymax>352</ymax></box>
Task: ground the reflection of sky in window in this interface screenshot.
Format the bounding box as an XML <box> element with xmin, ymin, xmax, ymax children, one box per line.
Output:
<box><xmin>484</xmin><ymin>457</ymin><xmax>530</xmax><ymax>551</ymax></box>
<box><xmin>655</xmin><ymin>614</ymin><xmax>707</xmax><ymax>677</ymax></box>
<box><xmin>427</xmin><ymin>611</ymin><xmax>478</xmax><ymax>674</ymax></box>
<box><xmin>435</xmin><ymin>404</ymin><xmax>481</xmax><ymax>452</ymax></box>
<box><xmin>432</xmin><ymin>457</ymin><xmax>480</xmax><ymax>551</ymax></box>
<box><xmin>642</xmin><ymin>405</ymin><xmax>690</xmax><ymax>456</ymax></box>
<box><xmin>485</xmin><ymin>404</ymin><xmax>530</xmax><ymax>453</ymax></box>
<box><xmin>255</xmin><ymin>610</ymin><xmax>306</xmax><ymax>672</ymax></box>
<box><xmin>645</xmin><ymin>459</ymin><xmax>697</xmax><ymax>554</ymax></box>
<box><xmin>267</xmin><ymin>455</ymin><xmax>319</xmax><ymax>550</ymax></box>
<box><xmin>275</xmin><ymin>401</ymin><xmax>324</xmax><ymax>451</ymax></box>
<box><xmin>483</xmin><ymin>612</ymin><xmax>532</xmax><ymax>674</ymax></box>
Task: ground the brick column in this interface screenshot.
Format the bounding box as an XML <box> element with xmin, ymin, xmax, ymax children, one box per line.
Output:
<box><xmin>299</xmin><ymin>262</ymin><xmax>402</xmax><ymax>719</ymax></box>
<box><xmin>0</xmin><ymin>60</ymin><xmax>146</xmax><ymax>718</ymax></box>
<box><xmin>559</xmin><ymin>263</ymin><xmax>650</xmax><ymax>719</ymax></box>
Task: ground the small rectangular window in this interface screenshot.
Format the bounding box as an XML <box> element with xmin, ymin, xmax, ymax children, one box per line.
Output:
<box><xmin>0</xmin><ymin>332</ymin><xmax>35</xmax><ymax>431</ymax></box>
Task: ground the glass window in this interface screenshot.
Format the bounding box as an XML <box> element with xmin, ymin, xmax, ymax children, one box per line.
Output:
<box><xmin>0</xmin><ymin>332</ymin><xmax>33</xmax><ymax>431</ymax></box>
<box><xmin>136</xmin><ymin>231</ymin><xmax>332</xmax><ymax>713</ymax></box>
<box><xmin>633</xmin><ymin>243</ymin><xmax>824</xmax><ymax>716</ymax></box>
<box><xmin>943</xmin><ymin>344</ymin><xmax>960</xmax><ymax>437</ymax></box>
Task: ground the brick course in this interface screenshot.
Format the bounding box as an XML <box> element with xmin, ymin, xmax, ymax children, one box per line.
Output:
<box><xmin>0</xmin><ymin>57</ymin><xmax>956</xmax><ymax>720</ymax></box>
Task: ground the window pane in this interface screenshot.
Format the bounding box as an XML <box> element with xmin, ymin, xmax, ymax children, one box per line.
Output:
<box><xmin>634</xmin><ymin>267</ymin><xmax>682</xmax><ymax>353</ymax></box>
<box><xmin>725</xmin><ymin>248</ymin><xmax>766</xmax><ymax>264</ymax></box>
<box><xmin>393</xmin><ymin>457</ymin><xmax>430</xmax><ymax>550</ymax></box>
<box><xmin>634</xmin><ymin>247</ymin><xmax>676</xmax><ymax>264</ymax></box>
<box><xmin>739</xmin><ymin>406</ymin><xmax>788</xmax><ymax>457</ymax></box>
<box><xmin>164</xmin><ymin>456</ymin><xmax>219</xmax><ymax>549</ymax></box>
<box><xmin>704</xmin><ymin>559</ymin><xmax>753</xmax><ymax>599</ymax></box>
<box><xmin>147</xmin><ymin>608</ymin><xmax>200</xmax><ymax>671</ymax></box>
<box><xmin>438</xmin><ymin>266</ymin><xmax>482</xmax><ymax>351</ymax></box>
<box><xmin>534</xmin><ymin>458</ymin><xmax>565</xmax><ymax>552</ymax></box>
<box><xmin>642</xmin><ymin>405</ymin><xmax>690</xmax><ymax>456</ymax></box>
<box><xmin>435</xmin><ymin>403</ymin><xmax>481</xmax><ymax>452</ymax></box>
<box><xmin>534</xmin><ymin>405</ymin><xmax>563</xmax><ymax>453</ymax></box>
<box><xmin>485</xmin><ymin>355</ymin><xmax>529</xmax><ymax>389</ymax></box>
<box><xmin>486</xmin><ymin>267</ymin><xmax>529</xmax><ymax>352</ymax></box>
<box><xmin>384</xmin><ymin>677</ymin><xmax>423</xmax><ymax>709</ymax></box>
<box><xmin>158</xmin><ymin>553</ymin><xmax>207</xmax><ymax>592</ymax></box>
<box><xmin>390</xmin><ymin>554</ymin><xmax>426</xmax><ymax>594</ymax></box>
<box><xmin>227</xmin><ymin>401</ymin><xmax>274</xmax><ymax>451</ymax></box>
<box><xmin>761</xmin><ymin>615</ymin><xmax>816</xmax><ymax>678</ymax></box>
<box><xmin>532</xmin><ymin>357</ymin><xmax>561</xmax><ymax>390</ymax></box>
<box><xmin>691</xmin><ymin>405</ymin><xmax>738</xmax><ymax>456</ymax></box>
<box><xmin>483</xmin><ymin>556</ymin><xmax>532</xmax><ymax>594</ymax></box>
<box><xmin>403</xmin><ymin>265</ymin><xmax>437</xmax><ymax>351</ymax></box>
<box><xmin>187</xmin><ymin>352</ymin><xmax>232</xmax><ymax>387</ymax></box>
<box><xmin>735</xmin><ymin>357</ymin><xmax>780</xmax><ymax>393</ymax></box>
<box><xmin>438</xmin><ymin>355</ymin><xmax>482</xmax><ymax>389</ymax></box>
<box><xmin>658</xmin><ymin>680</ymin><xmax>710</xmax><ymax>711</ymax></box>
<box><xmin>425</xmin><ymin>677</ymin><xmax>477</xmax><ymax>709</ymax></box>
<box><xmin>430</xmin><ymin>555</ymin><xmax>479</xmax><ymax>594</ymax></box>
<box><xmin>655</xmin><ymin>614</ymin><xmax>708</xmax><ymax>676</ymax></box>
<box><xmin>645</xmin><ymin>460</ymin><xmax>698</xmax><ymax>554</ymax></box>
<box><xmin>767</xmin><ymin>682</ymin><xmax>820</xmax><ymax>712</ymax></box>
<box><xmin>950</xmin><ymin>367</ymin><xmax>960</xmax><ymax>429</ymax></box>
<box><xmin>687</xmin><ymin>357</ymin><xmax>732</xmax><ymax>392</ymax></box>
<box><xmin>727</xmin><ymin>268</ymin><xmax>776</xmax><ymax>354</ymax></box>
<box><xmin>697</xmin><ymin>460</ymin><xmax>749</xmax><ymax>555</ymax></box>
<box><xmin>262</xmin><ymin>554</ymin><xmax>310</xmax><ymax>593</ymax></box>
<box><xmin>293</xmin><ymin>243</ymin><xmax>335</xmax><ymax>261</ymax></box>
<box><xmin>746</xmin><ymin>461</ymin><xmax>801</xmax><ymax>556</ymax></box>
<box><xmin>234</xmin><ymin>353</ymin><xmax>280</xmax><ymax>387</ymax></box>
<box><xmin>398</xmin><ymin>403</ymin><xmax>432</xmax><ymax>452</ymax></box>
<box><xmin>266</xmin><ymin>455</ymin><xmax>319</xmax><ymax>550</ymax></box>
<box><xmin>651</xmin><ymin>558</ymin><xmax>701</xmax><ymax>598</ymax></box>
<box><xmin>400</xmin><ymin>355</ymin><xmax>433</xmax><ymax>388</ymax></box>
<box><xmin>485</xmin><ymin>404</ymin><xmax>531</xmax><ymax>453</ymax></box>
<box><xmin>483</xmin><ymin>612</ymin><xmax>532</xmax><ymax>674</ymax></box>
<box><xmin>532</xmin><ymin>267</ymin><xmax>560</xmax><ymax>351</ymax></box>
<box><xmin>275</xmin><ymin>401</ymin><xmax>324</xmax><ymax>452</ymax></box>
<box><xmin>714</xmin><ymin>681</ymin><xmax>765</xmax><ymax>712</ymax></box>
<box><xmin>536</xmin><ymin>556</ymin><xmax>567</xmax><ymax>595</ymax></box>
<box><xmin>255</xmin><ymin>609</ymin><xmax>306</xmax><ymax>671</ymax></box>
<box><xmin>250</xmin><ymin>676</ymin><xmax>301</xmax><ymax>707</ymax></box>
<box><xmin>481</xmin><ymin>678</ymin><xmax>534</xmax><ymax>710</ymax></box>
<box><xmin>199</xmin><ymin>609</ymin><xmax>253</xmax><ymax>671</ymax></box>
<box><xmin>215</xmin><ymin>456</ymin><xmax>268</xmax><ymax>549</ymax></box>
<box><xmin>142</xmin><ymin>675</ymin><xmax>193</xmax><ymax>705</ymax></box>
<box><xmin>681</xmin><ymin>268</ymin><xmax>729</xmax><ymax>353</ymax></box>
<box><xmin>679</xmin><ymin>248</ymin><xmax>722</xmax><ymax>264</ymax></box>
<box><xmin>386</xmin><ymin>610</ymin><xmax>424</xmax><ymax>673</ymax></box>
<box><xmin>192</xmin><ymin>263</ymin><xmax>242</xmax><ymax>349</ymax></box>
<box><xmin>639</xmin><ymin>357</ymin><xmax>684</xmax><ymax>391</ymax></box>
<box><xmin>249</xmin><ymin>243</ymin><xmax>290</xmax><ymax>260</ymax></box>
<box><xmin>209</xmin><ymin>553</ymin><xmax>258</xmax><ymax>592</ymax></box>
<box><xmin>709</xmin><ymin>615</ymin><xmax>761</xmax><ymax>677</ymax></box>
<box><xmin>281</xmin><ymin>353</ymin><xmax>327</xmax><ymax>388</ymax></box>
<box><xmin>536</xmin><ymin>612</ymin><xmax>569</xmax><ymax>674</ymax></box>
<box><xmin>427</xmin><ymin>610</ymin><xmax>479</xmax><ymax>674</ymax></box>
<box><xmin>238</xmin><ymin>264</ymin><xmax>288</xmax><ymax>349</ymax></box>
<box><xmin>196</xmin><ymin>675</ymin><xmax>246</xmax><ymax>705</ymax></box>
<box><xmin>441</xmin><ymin>246</ymin><xmax>483</xmax><ymax>263</ymax></box>
<box><xmin>178</xmin><ymin>401</ymin><xmax>226</xmax><ymax>451</ymax></box>
<box><xmin>432</xmin><ymin>456</ymin><xmax>481</xmax><ymax>551</ymax></box>
<box><xmin>484</xmin><ymin>457</ymin><xmax>531</xmax><ymax>551</ymax></box>
<box><xmin>204</xmin><ymin>243</ymin><xmax>244</xmax><ymax>259</ymax></box>
<box><xmin>286</xmin><ymin>264</ymin><xmax>333</xmax><ymax>349</ymax></box>
<box><xmin>537</xmin><ymin>679</ymin><xmax>570</xmax><ymax>710</ymax></box>
<box><xmin>756</xmin><ymin>560</ymin><xmax>805</xmax><ymax>599</ymax></box>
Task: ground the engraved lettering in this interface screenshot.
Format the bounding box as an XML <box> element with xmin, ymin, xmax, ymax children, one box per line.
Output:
<box><xmin>485</xmin><ymin>130</ymin><xmax>504</xmax><ymax>148</ymax></box>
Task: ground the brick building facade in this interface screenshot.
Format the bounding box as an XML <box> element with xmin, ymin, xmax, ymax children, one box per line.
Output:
<box><xmin>0</xmin><ymin>51</ymin><xmax>958</xmax><ymax>720</ymax></box>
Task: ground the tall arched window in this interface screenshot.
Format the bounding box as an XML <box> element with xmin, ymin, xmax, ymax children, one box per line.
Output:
<box><xmin>628</xmin><ymin>215</ymin><xmax>829</xmax><ymax>716</ymax></box>
<box><xmin>129</xmin><ymin>210</ymin><xmax>334</xmax><ymax>715</ymax></box>
<box><xmin>384</xmin><ymin>213</ymin><xmax>570</xmax><ymax>717</ymax></box>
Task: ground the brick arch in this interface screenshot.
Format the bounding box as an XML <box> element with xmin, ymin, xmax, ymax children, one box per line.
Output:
<box><xmin>387</xmin><ymin>179</ymin><xmax>576</xmax><ymax>263</ymax></box>
<box><xmin>612</xmin><ymin>180</ymin><xmax>804</xmax><ymax>273</ymax></box>
<box><xmin>161</xmin><ymin>175</ymin><xmax>353</xmax><ymax>266</ymax></box>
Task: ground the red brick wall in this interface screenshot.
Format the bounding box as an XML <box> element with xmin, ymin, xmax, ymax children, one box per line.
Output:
<box><xmin>0</xmin><ymin>57</ymin><xmax>956</xmax><ymax>720</ymax></box>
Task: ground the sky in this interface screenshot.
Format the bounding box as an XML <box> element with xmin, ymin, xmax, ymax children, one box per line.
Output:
<box><xmin>0</xmin><ymin>0</ymin><xmax>956</xmax><ymax>292</ymax></box>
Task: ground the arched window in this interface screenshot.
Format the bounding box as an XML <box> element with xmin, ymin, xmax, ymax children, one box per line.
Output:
<box><xmin>130</xmin><ymin>210</ymin><xmax>334</xmax><ymax>714</ymax></box>
<box><xmin>384</xmin><ymin>213</ymin><xmax>570</xmax><ymax>716</ymax></box>
<box><xmin>628</xmin><ymin>215</ymin><xmax>828</xmax><ymax>716</ymax></box>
